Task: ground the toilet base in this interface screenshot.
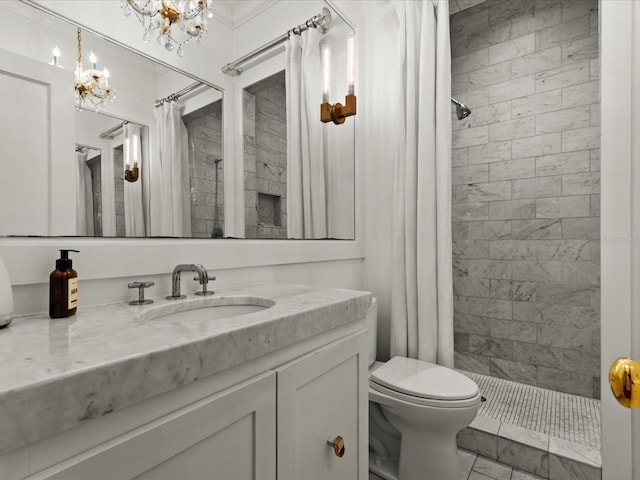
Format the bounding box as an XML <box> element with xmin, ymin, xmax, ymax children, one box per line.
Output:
<box><xmin>369</xmin><ymin>451</ymin><xmax>398</xmax><ymax>480</ymax></box>
<box><xmin>397</xmin><ymin>430</ymin><xmax>459</xmax><ymax>480</ymax></box>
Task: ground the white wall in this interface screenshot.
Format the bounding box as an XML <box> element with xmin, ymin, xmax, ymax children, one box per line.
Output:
<box><xmin>362</xmin><ymin>1</ymin><xmax>398</xmax><ymax>361</ymax></box>
<box><xmin>1</xmin><ymin>0</ymin><xmax>367</xmax><ymax>316</ymax></box>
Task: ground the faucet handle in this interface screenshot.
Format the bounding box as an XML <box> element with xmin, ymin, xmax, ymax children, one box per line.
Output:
<box><xmin>194</xmin><ymin>275</ymin><xmax>216</xmax><ymax>296</ymax></box>
<box><xmin>128</xmin><ymin>281</ymin><xmax>155</xmax><ymax>305</ymax></box>
<box><xmin>193</xmin><ymin>274</ymin><xmax>216</xmax><ymax>283</ymax></box>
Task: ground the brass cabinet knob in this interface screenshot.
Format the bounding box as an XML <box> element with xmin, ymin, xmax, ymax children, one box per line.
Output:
<box><xmin>609</xmin><ymin>358</ymin><xmax>640</xmax><ymax>409</ymax></box>
<box><xmin>327</xmin><ymin>436</ymin><xmax>345</xmax><ymax>458</ymax></box>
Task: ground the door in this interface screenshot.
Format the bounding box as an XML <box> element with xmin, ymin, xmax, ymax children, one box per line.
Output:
<box><xmin>601</xmin><ymin>1</ymin><xmax>640</xmax><ymax>479</ymax></box>
<box><xmin>276</xmin><ymin>330</ymin><xmax>368</xmax><ymax>480</ymax></box>
<box><xmin>0</xmin><ymin>48</ymin><xmax>75</xmax><ymax>236</ymax></box>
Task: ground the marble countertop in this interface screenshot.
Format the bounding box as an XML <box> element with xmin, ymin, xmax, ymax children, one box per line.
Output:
<box><xmin>0</xmin><ymin>283</ymin><xmax>371</xmax><ymax>455</ymax></box>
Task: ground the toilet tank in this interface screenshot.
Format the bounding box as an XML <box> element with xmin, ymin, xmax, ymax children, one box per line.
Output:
<box><xmin>366</xmin><ymin>296</ymin><xmax>378</xmax><ymax>367</ymax></box>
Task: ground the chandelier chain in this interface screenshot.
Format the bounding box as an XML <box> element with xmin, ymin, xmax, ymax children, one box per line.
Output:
<box><xmin>76</xmin><ymin>28</ymin><xmax>82</xmax><ymax>66</ymax></box>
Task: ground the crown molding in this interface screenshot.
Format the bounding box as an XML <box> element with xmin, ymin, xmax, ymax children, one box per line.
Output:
<box><xmin>211</xmin><ymin>2</ymin><xmax>234</xmax><ymax>28</ymax></box>
<box><xmin>230</xmin><ymin>1</ymin><xmax>279</xmax><ymax>29</ymax></box>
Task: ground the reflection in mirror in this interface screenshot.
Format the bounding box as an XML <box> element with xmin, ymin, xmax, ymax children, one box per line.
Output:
<box><xmin>1</xmin><ymin>0</ymin><xmax>223</xmax><ymax>238</ymax></box>
<box><xmin>183</xmin><ymin>100</ymin><xmax>225</xmax><ymax>238</ymax></box>
<box><xmin>1</xmin><ymin>1</ymin><xmax>356</xmax><ymax>240</ymax></box>
<box><xmin>76</xmin><ymin>145</ymin><xmax>102</xmax><ymax>236</ymax></box>
<box><xmin>233</xmin><ymin>3</ymin><xmax>355</xmax><ymax>240</ymax></box>
<box><xmin>243</xmin><ymin>72</ymin><xmax>287</xmax><ymax>239</ymax></box>
<box><xmin>75</xmin><ymin>110</ymin><xmax>150</xmax><ymax>237</ymax></box>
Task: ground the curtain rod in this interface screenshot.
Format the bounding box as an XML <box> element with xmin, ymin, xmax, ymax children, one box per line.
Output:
<box><xmin>222</xmin><ymin>7</ymin><xmax>332</xmax><ymax>76</ymax></box>
<box><xmin>99</xmin><ymin>120</ymin><xmax>128</xmax><ymax>139</ymax></box>
<box><xmin>155</xmin><ymin>81</ymin><xmax>203</xmax><ymax>107</ymax></box>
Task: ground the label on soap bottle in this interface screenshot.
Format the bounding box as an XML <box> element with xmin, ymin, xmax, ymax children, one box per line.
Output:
<box><xmin>68</xmin><ymin>277</ymin><xmax>79</xmax><ymax>310</ymax></box>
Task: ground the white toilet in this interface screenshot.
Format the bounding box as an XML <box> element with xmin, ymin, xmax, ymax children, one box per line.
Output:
<box><xmin>367</xmin><ymin>298</ymin><xmax>481</xmax><ymax>480</ymax></box>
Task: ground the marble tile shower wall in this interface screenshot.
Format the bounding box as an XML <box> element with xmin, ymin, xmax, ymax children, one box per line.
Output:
<box><xmin>243</xmin><ymin>72</ymin><xmax>288</xmax><ymax>239</ymax></box>
<box><xmin>184</xmin><ymin>101</ymin><xmax>224</xmax><ymax>238</ymax></box>
<box><xmin>450</xmin><ymin>0</ymin><xmax>600</xmax><ymax>398</ymax></box>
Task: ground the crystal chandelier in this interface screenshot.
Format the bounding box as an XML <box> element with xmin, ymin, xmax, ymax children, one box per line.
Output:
<box><xmin>74</xmin><ymin>28</ymin><xmax>115</xmax><ymax>110</ymax></box>
<box><xmin>121</xmin><ymin>0</ymin><xmax>214</xmax><ymax>57</ymax></box>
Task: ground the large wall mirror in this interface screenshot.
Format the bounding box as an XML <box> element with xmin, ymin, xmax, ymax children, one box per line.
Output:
<box><xmin>0</xmin><ymin>0</ymin><xmax>355</xmax><ymax>240</ymax></box>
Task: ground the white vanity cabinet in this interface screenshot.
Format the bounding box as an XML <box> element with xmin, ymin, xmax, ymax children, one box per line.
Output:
<box><xmin>3</xmin><ymin>325</ymin><xmax>368</xmax><ymax>480</ymax></box>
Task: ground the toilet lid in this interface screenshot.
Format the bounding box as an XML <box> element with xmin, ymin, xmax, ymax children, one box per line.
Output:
<box><xmin>370</xmin><ymin>356</ymin><xmax>479</xmax><ymax>401</ymax></box>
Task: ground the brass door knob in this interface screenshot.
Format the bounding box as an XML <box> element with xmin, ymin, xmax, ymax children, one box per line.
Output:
<box><xmin>609</xmin><ymin>358</ymin><xmax>640</xmax><ymax>409</ymax></box>
<box><xmin>327</xmin><ymin>436</ymin><xmax>345</xmax><ymax>457</ymax></box>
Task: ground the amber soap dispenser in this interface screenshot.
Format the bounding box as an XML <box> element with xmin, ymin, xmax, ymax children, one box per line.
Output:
<box><xmin>49</xmin><ymin>249</ymin><xmax>79</xmax><ymax>319</ymax></box>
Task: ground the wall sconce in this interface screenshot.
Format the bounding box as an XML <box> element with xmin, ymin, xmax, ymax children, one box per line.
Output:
<box><xmin>124</xmin><ymin>131</ymin><xmax>140</xmax><ymax>183</ymax></box>
<box><xmin>320</xmin><ymin>34</ymin><xmax>356</xmax><ymax>125</ymax></box>
<box><xmin>124</xmin><ymin>166</ymin><xmax>139</xmax><ymax>183</ymax></box>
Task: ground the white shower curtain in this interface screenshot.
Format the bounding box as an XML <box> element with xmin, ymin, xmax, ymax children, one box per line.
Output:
<box><xmin>155</xmin><ymin>100</ymin><xmax>191</xmax><ymax>237</ymax></box>
<box><xmin>390</xmin><ymin>0</ymin><xmax>454</xmax><ymax>367</ymax></box>
<box><xmin>123</xmin><ymin>122</ymin><xmax>145</xmax><ymax>237</ymax></box>
<box><xmin>286</xmin><ymin>29</ymin><xmax>327</xmax><ymax>239</ymax></box>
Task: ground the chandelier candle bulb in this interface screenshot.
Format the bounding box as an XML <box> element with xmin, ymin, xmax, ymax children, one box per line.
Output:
<box><xmin>51</xmin><ymin>46</ymin><xmax>60</xmax><ymax>66</ymax></box>
<box><xmin>347</xmin><ymin>34</ymin><xmax>355</xmax><ymax>95</ymax></box>
<box><xmin>322</xmin><ymin>43</ymin><xmax>331</xmax><ymax>103</ymax></box>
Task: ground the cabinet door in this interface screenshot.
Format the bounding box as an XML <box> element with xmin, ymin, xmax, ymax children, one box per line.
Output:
<box><xmin>277</xmin><ymin>330</ymin><xmax>368</xmax><ymax>480</ymax></box>
<box><xmin>33</xmin><ymin>372</ymin><xmax>276</xmax><ymax>480</ymax></box>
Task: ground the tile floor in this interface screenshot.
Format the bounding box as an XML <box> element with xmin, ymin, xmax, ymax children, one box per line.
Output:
<box><xmin>459</xmin><ymin>370</ymin><xmax>600</xmax><ymax>449</ymax></box>
<box><xmin>369</xmin><ymin>449</ymin><xmax>546</xmax><ymax>480</ymax></box>
<box><xmin>459</xmin><ymin>449</ymin><xmax>545</xmax><ymax>480</ymax></box>
<box><xmin>456</xmin><ymin>370</ymin><xmax>602</xmax><ymax>479</ymax></box>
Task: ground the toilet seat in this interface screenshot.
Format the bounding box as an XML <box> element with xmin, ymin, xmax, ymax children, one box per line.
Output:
<box><xmin>370</xmin><ymin>356</ymin><xmax>480</xmax><ymax>408</ymax></box>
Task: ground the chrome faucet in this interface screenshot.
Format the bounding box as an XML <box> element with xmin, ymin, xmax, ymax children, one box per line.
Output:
<box><xmin>166</xmin><ymin>264</ymin><xmax>209</xmax><ymax>300</ymax></box>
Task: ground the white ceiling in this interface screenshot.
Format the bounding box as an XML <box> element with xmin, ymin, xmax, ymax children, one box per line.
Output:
<box><xmin>213</xmin><ymin>0</ymin><xmax>278</xmax><ymax>28</ymax></box>
<box><xmin>216</xmin><ymin>0</ymin><xmax>254</xmax><ymax>13</ymax></box>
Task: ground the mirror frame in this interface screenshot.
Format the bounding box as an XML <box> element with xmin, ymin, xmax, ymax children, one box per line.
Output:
<box><xmin>0</xmin><ymin>0</ymin><xmax>364</xmax><ymax>287</ymax></box>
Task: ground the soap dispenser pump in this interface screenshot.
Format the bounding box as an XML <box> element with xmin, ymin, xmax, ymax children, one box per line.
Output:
<box><xmin>49</xmin><ymin>249</ymin><xmax>79</xmax><ymax>319</ymax></box>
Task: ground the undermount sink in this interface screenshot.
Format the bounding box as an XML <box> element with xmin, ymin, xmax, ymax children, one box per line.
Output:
<box><xmin>138</xmin><ymin>296</ymin><xmax>275</xmax><ymax>322</ymax></box>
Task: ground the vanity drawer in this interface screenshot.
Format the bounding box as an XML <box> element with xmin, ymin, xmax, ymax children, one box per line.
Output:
<box><xmin>29</xmin><ymin>372</ymin><xmax>276</xmax><ymax>480</ymax></box>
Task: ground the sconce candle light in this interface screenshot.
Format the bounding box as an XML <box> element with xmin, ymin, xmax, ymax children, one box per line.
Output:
<box><xmin>124</xmin><ymin>125</ymin><xmax>140</xmax><ymax>183</ymax></box>
<box><xmin>321</xmin><ymin>33</ymin><xmax>356</xmax><ymax>125</ymax></box>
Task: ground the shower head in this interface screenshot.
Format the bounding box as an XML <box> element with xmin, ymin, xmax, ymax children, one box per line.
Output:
<box><xmin>451</xmin><ymin>97</ymin><xmax>472</xmax><ymax>120</ymax></box>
